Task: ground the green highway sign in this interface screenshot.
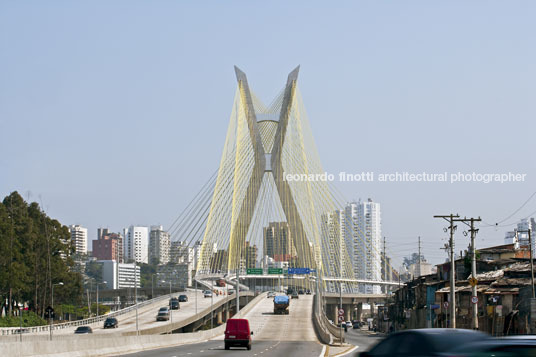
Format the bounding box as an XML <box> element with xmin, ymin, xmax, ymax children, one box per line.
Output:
<box><xmin>247</xmin><ymin>268</ymin><xmax>263</xmax><ymax>275</ymax></box>
<box><xmin>268</xmin><ymin>268</ymin><xmax>283</xmax><ymax>274</ymax></box>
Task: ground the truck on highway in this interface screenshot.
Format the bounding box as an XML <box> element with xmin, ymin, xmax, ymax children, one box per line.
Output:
<box><xmin>273</xmin><ymin>295</ymin><xmax>290</xmax><ymax>315</ymax></box>
<box><xmin>216</xmin><ymin>278</ymin><xmax>226</xmax><ymax>287</ymax></box>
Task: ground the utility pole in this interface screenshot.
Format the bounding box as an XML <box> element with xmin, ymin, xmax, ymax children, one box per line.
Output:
<box><xmin>457</xmin><ymin>217</ymin><xmax>482</xmax><ymax>330</ymax></box>
<box><xmin>434</xmin><ymin>214</ymin><xmax>459</xmax><ymax>328</ymax></box>
<box><xmin>383</xmin><ymin>237</ymin><xmax>387</xmax><ymax>293</ymax></box>
<box><xmin>417</xmin><ymin>236</ymin><xmax>422</xmax><ymax>278</ymax></box>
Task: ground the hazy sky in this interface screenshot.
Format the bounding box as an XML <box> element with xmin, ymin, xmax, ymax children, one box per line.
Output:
<box><xmin>1</xmin><ymin>1</ymin><xmax>535</xmax><ymax>268</ymax></box>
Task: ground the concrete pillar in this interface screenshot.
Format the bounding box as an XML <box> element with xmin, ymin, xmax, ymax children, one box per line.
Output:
<box><xmin>345</xmin><ymin>304</ymin><xmax>352</xmax><ymax>321</ymax></box>
<box><xmin>217</xmin><ymin>311</ymin><xmax>223</xmax><ymax>325</ymax></box>
<box><xmin>370</xmin><ymin>302</ymin><xmax>376</xmax><ymax>316</ymax></box>
<box><xmin>356</xmin><ymin>302</ymin><xmax>363</xmax><ymax>321</ymax></box>
<box><xmin>224</xmin><ymin>308</ymin><xmax>230</xmax><ymax>322</ymax></box>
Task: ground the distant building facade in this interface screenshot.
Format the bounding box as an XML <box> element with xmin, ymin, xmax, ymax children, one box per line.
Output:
<box><xmin>92</xmin><ymin>228</ymin><xmax>123</xmax><ymax>262</ymax></box>
<box><xmin>149</xmin><ymin>225</ymin><xmax>170</xmax><ymax>265</ymax></box>
<box><xmin>69</xmin><ymin>224</ymin><xmax>88</xmax><ymax>255</ymax></box>
<box><xmin>99</xmin><ymin>260</ymin><xmax>140</xmax><ymax>289</ymax></box>
<box><xmin>124</xmin><ymin>226</ymin><xmax>149</xmax><ymax>264</ymax></box>
<box><xmin>263</xmin><ymin>222</ymin><xmax>296</xmax><ymax>262</ymax></box>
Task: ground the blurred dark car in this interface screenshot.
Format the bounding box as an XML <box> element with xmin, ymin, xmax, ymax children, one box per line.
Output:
<box><xmin>74</xmin><ymin>326</ymin><xmax>93</xmax><ymax>334</ymax></box>
<box><xmin>305</xmin><ymin>289</ymin><xmax>312</xmax><ymax>295</ymax></box>
<box><xmin>298</xmin><ymin>289</ymin><xmax>304</xmax><ymax>295</ymax></box>
<box><xmin>447</xmin><ymin>336</ymin><xmax>536</xmax><ymax>356</ymax></box>
<box><xmin>103</xmin><ymin>317</ymin><xmax>118</xmax><ymax>329</ymax></box>
<box><xmin>359</xmin><ymin>328</ymin><xmax>488</xmax><ymax>357</ymax></box>
<box><xmin>169</xmin><ymin>299</ymin><xmax>180</xmax><ymax>310</ymax></box>
<box><xmin>178</xmin><ymin>294</ymin><xmax>188</xmax><ymax>302</ymax></box>
<box><xmin>353</xmin><ymin>322</ymin><xmax>361</xmax><ymax>329</ymax></box>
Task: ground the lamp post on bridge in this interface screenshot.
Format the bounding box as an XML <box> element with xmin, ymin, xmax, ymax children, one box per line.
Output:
<box><xmin>96</xmin><ymin>281</ymin><xmax>107</xmax><ymax>317</ymax></box>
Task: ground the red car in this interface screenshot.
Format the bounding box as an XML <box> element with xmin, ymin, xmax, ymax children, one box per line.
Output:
<box><xmin>224</xmin><ymin>318</ymin><xmax>253</xmax><ymax>350</ymax></box>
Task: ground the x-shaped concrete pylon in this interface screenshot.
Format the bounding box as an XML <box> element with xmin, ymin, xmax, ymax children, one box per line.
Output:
<box><xmin>229</xmin><ymin>66</ymin><xmax>314</xmax><ymax>271</ymax></box>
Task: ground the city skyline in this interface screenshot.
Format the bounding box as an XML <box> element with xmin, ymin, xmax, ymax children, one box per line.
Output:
<box><xmin>2</xmin><ymin>1</ymin><xmax>535</xmax><ymax>270</ymax></box>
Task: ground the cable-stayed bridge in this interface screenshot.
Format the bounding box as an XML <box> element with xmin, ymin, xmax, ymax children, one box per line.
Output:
<box><xmin>168</xmin><ymin>66</ymin><xmax>399</xmax><ymax>294</ymax></box>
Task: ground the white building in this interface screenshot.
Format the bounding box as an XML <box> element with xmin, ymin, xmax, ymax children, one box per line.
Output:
<box><xmin>124</xmin><ymin>226</ymin><xmax>149</xmax><ymax>264</ymax></box>
<box><xmin>99</xmin><ymin>260</ymin><xmax>141</xmax><ymax>289</ymax></box>
<box><xmin>504</xmin><ymin>218</ymin><xmax>536</xmax><ymax>250</ymax></box>
<box><xmin>149</xmin><ymin>225</ymin><xmax>170</xmax><ymax>264</ymax></box>
<box><xmin>69</xmin><ymin>224</ymin><xmax>88</xmax><ymax>255</ymax></box>
<box><xmin>344</xmin><ymin>199</ymin><xmax>382</xmax><ymax>294</ymax></box>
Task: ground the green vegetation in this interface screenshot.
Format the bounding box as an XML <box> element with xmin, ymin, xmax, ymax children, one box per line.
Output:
<box><xmin>0</xmin><ymin>310</ymin><xmax>46</xmax><ymax>327</ymax></box>
<box><xmin>0</xmin><ymin>192</ymin><xmax>83</xmax><ymax>320</ymax></box>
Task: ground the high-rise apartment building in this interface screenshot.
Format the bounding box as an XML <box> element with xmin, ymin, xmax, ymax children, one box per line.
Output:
<box><xmin>124</xmin><ymin>226</ymin><xmax>149</xmax><ymax>264</ymax></box>
<box><xmin>92</xmin><ymin>229</ymin><xmax>123</xmax><ymax>262</ymax></box>
<box><xmin>344</xmin><ymin>199</ymin><xmax>382</xmax><ymax>294</ymax></box>
<box><xmin>263</xmin><ymin>222</ymin><xmax>296</xmax><ymax>262</ymax></box>
<box><xmin>149</xmin><ymin>225</ymin><xmax>170</xmax><ymax>265</ymax></box>
<box><xmin>69</xmin><ymin>224</ymin><xmax>88</xmax><ymax>255</ymax></box>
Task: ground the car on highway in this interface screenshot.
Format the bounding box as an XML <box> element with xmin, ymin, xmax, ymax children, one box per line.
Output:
<box><xmin>267</xmin><ymin>291</ymin><xmax>277</xmax><ymax>298</ymax></box>
<box><xmin>352</xmin><ymin>321</ymin><xmax>360</xmax><ymax>329</ymax></box>
<box><xmin>156</xmin><ymin>307</ymin><xmax>170</xmax><ymax>321</ymax></box>
<box><xmin>447</xmin><ymin>336</ymin><xmax>536</xmax><ymax>356</ymax></box>
<box><xmin>204</xmin><ymin>290</ymin><xmax>213</xmax><ymax>298</ymax></box>
<box><xmin>305</xmin><ymin>289</ymin><xmax>312</xmax><ymax>295</ymax></box>
<box><xmin>359</xmin><ymin>328</ymin><xmax>488</xmax><ymax>356</ymax></box>
<box><xmin>228</xmin><ymin>289</ymin><xmax>235</xmax><ymax>295</ymax></box>
<box><xmin>345</xmin><ymin>321</ymin><xmax>352</xmax><ymax>328</ymax></box>
<box><xmin>291</xmin><ymin>291</ymin><xmax>299</xmax><ymax>299</ymax></box>
<box><xmin>74</xmin><ymin>326</ymin><xmax>93</xmax><ymax>334</ymax></box>
<box><xmin>224</xmin><ymin>318</ymin><xmax>253</xmax><ymax>350</ymax></box>
<box><xmin>298</xmin><ymin>289</ymin><xmax>304</xmax><ymax>295</ymax></box>
<box><xmin>103</xmin><ymin>317</ymin><xmax>118</xmax><ymax>329</ymax></box>
<box><xmin>178</xmin><ymin>294</ymin><xmax>188</xmax><ymax>302</ymax></box>
<box><xmin>169</xmin><ymin>299</ymin><xmax>180</xmax><ymax>310</ymax></box>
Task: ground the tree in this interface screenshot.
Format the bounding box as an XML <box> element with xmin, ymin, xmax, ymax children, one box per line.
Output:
<box><xmin>0</xmin><ymin>192</ymin><xmax>83</xmax><ymax>319</ymax></box>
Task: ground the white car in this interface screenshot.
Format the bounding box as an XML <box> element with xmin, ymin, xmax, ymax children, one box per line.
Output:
<box><xmin>267</xmin><ymin>291</ymin><xmax>277</xmax><ymax>298</ymax></box>
<box><xmin>203</xmin><ymin>290</ymin><xmax>213</xmax><ymax>298</ymax></box>
<box><xmin>346</xmin><ymin>321</ymin><xmax>352</xmax><ymax>328</ymax></box>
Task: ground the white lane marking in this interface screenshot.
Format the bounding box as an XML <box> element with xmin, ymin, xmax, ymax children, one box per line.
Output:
<box><xmin>318</xmin><ymin>345</ymin><xmax>326</xmax><ymax>357</ymax></box>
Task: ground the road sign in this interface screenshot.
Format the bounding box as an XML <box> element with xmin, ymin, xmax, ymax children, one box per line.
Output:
<box><xmin>430</xmin><ymin>304</ymin><xmax>440</xmax><ymax>309</ymax></box>
<box><xmin>338</xmin><ymin>308</ymin><xmax>344</xmax><ymax>316</ymax></box>
<box><xmin>246</xmin><ymin>268</ymin><xmax>263</xmax><ymax>275</ymax></box>
<box><xmin>338</xmin><ymin>316</ymin><xmax>345</xmax><ymax>322</ymax></box>
<box><xmin>443</xmin><ymin>301</ymin><xmax>449</xmax><ymax>309</ymax></box>
<box><xmin>287</xmin><ymin>268</ymin><xmax>311</xmax><ymax>275</ymax></box>
<box><xmin>468</xmin><ymin>277</ymin><xmax>478</xmax><ymax>287</ymax></box>
<box><xmin>268</xmin><ymin>268</ymin><xmax>283</xmax><ymax>274</ymax></box>
<box><xmin>471</xmin><ymin>296</ymin><xmax>478</xmax><ymax>304</ymax></box>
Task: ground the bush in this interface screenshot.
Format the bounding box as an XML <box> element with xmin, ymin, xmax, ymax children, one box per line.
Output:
<box><xmin>0</xmin><ymin>310</ymin><xmax>47</xmax><ymax>327</ymax></box>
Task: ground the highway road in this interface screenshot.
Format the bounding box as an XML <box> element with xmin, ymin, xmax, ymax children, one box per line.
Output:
<box><xmin>31</xmin><ymin>289</ymin><xmax>227</xmax><ymax>336</ymax></box>
<box><xmin>119</xmin><ymin>293</ymin><xmax>324</xmax><ymax>357</ymax></box>
<box><xmin>344</xmin><ymin>326</ymin><xmax>384</xmax><ymax>353</ymax></box>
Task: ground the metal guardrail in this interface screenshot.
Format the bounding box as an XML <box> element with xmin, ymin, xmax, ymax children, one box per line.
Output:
<box><xmin>0</xmin><ymin>293</ymin><xmax>176</xmax><ymax>336</ymax></box>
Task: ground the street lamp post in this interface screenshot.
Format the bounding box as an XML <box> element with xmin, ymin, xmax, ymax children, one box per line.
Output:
<box><xmin>50</xmin><ymin>282</ymin><xmax>63</xmax><ymax>341</ymax></box>
<box><xmin>211</xmin><ymin>279</ymin><xmax>214</xmax><ymax>329</ymax></box>
<box><xmin>96</xmin><ymin>281</ymin><xmax>107</xmax><ymax>317</ymax></box>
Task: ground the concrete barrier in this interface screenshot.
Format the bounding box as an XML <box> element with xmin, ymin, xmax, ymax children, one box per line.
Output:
<box><xmin>312</xmin><ymin>294</ymin><xmax>332</xmax><ymax>345</ymax></box>
<box><xmin>0</xmin><ymin>292</ymin><xmax>268</xmax><ymax>357</ymax></box>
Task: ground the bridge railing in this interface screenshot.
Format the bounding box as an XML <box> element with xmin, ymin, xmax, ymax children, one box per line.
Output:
<box><xmin>0</xmin><ymin>291</ymin><xmax>181</xmax><ymax>336</ymax></box>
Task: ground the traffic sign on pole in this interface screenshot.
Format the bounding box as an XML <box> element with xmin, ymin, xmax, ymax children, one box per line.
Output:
<box><xmin>338</xmin><ymin>308</ymin><xmax>344</xmax><ymax>316</ymax></box>
<box><xmin>338</xmin><ymin>316</ymin><xmax>345</xmax><ymax>322</ymax></box>
<box><xmin>443</xmin><ymin>301</ymin><xmax>449</xmax><ymax>309</ymax></box>
<box><xmin>471</xmin><ymin>296</ymin><xmax>478</xmax><ymax>304</ymax></box>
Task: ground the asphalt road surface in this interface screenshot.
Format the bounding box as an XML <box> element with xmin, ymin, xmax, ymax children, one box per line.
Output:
<box><xmin>344</xmin><ymin>326</ymin><xmax>384</xmax><ymax>353</ymax></box>
<box><xmin>118</xmin><ymin>293</ymin><xmax>323</xmax><ymax>357</ymax></box>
